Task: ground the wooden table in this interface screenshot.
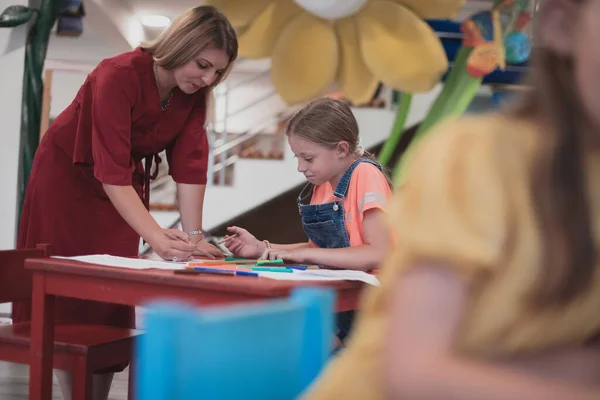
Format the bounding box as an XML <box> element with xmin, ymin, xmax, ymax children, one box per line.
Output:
<box><xmin>26</xmin><ymin>257</ymin><xmax>365</xmax><ymax>400</ymax></box>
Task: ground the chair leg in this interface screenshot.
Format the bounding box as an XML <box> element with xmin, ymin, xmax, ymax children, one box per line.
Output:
<box><xmin>92</xmin><ymin>373</ymin><xmax>114</xmax><ymax>400</ymax></box>
<box><xmin>55</xmin><ymin>370</ymin><xmax>73</xmax><ymax>400</ymax></box>
<box><xmin>71</xmin><ymin>356</ymin><xmax>93</xmax><ymax>400</ymax></box>
<box><xmin>128</xmin><ymin>359</ymin><xmax>136</xmax><ymax>400</ymax></box>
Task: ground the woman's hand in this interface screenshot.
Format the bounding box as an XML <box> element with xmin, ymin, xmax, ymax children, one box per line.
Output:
<box><xmin>192</xmin><ymin>240</ymin><xmax>226</xmax><ymax>259</ymax></box>
<box><xmin>148</xmin><ymin>228</ymin><xmax>197</xmax><ymax>261</ymax></box>
<box><xmin>222</xmin><ymin>226</ymin><xmax>265</xmax><ymax>259</ymax></box>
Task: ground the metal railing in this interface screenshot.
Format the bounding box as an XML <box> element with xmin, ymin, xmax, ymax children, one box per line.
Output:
<box><xmin>205</xmin><ymin>67</ymin><xmax>297</xmax><ymax>186</ymax></box>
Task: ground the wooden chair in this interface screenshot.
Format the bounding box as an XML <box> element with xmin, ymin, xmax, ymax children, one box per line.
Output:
<box><xmin>0</xmin><ymin>245</ymin><xmax>144</xmax><ymax>400</ymax></box>
<box><xmin>136</xmin><ymin>287</ymin><xmax>335</xmax><ymax>400</ymax></box>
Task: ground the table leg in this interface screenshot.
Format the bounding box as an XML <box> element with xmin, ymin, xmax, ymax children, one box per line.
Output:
<box><xmin>29</xmin><ymin>272</ymin><xmax>55</xmax><ymax>400</ymax></box>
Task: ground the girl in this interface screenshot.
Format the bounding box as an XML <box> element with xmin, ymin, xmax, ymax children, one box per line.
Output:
<box><xmin>223</xmin><ymin>98</ymin><xmax>393</xmax><ymax>344</ymax></box>
<box><xmin>224</xmin><ymin>98</ymin><xmax>392</xmax><ymax>271</ymax></box>
<box><xmin>302</xmin><ymin>0</ymin><xmax>600</xmax><ymax>399</ymax></box>
<box><xmin>14</xmin><ymin>6</ymin><xmax>236</xmax><ymax>399</ymax></box>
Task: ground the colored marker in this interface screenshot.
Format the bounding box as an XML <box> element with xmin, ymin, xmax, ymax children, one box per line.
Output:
<box><xmin>252</xmin><ymin>267</ymin><xmax>293</xmax><ymax>273</ymax></box>
<box><xmin>286</xmin><ymin>265</ymin><xmax>307</xmax><ymax>270</ymax></box>
<box><xmin>193</xmin><ymin>267</ymin><xmax>236</xmax><ymax>276</ymax></box>
<box><xmin>235</xmin><ymin>270</ymin><xmax>259</xmax><ymax>277</ymax></box>
<box><xmin>256</xmin><ymin>259</ymin><xmax>284</xmax><ymax>265</ymax></box>
<box><xmin>255</xmin><ymin>263</ymin><xmax>290</xmax><ymax>267</ymax></box>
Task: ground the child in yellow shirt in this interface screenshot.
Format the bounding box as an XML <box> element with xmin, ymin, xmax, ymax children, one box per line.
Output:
<box><xmin>302</xmin><ymin>0</ymin><xmax>600</xmax><ymax>398</ymax></box>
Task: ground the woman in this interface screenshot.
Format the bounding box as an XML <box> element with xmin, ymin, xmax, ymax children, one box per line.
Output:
<box><xmin>303</xmin><ymin>0</ymin><xmax>600</xmax><ymax>399</ymax></box>
<box><xmin>14</xmin><ymin>5</ymin><xmax>237</xmax><ymax>399</ymax></box>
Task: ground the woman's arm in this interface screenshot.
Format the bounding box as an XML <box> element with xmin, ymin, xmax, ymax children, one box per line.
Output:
<box><xmin>385</xmin><ymin>263</ymin><xmax>600</xmax><ymax>400</ymax></box>
<box><xmin>103</xmin><ymin>184</ymin><xmax>162</xmax><ymax>239</ymax></box>
<box><xmin>103</xmin><ymin>184</ymin><xmax>196</xmax><ymax>259</ymax></box>
<box><xmin>177</xmin><ymin>183</ymin><xmax>205</xmax><ymax>235</ymax></box>
<box><xmin>177</xmin><ymin>183</ymin><xmax>224</xmax><ymax>258</ymax></box>
<box><xmin>264</xmin><ymin>209</ymin><xmax>390</xmax><ymax>270</ymax></box>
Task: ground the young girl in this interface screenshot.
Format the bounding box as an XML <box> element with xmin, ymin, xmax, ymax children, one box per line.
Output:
<box><xmin>223</xmin><ymin>97</ymin><xmax>393</xmax><ymax>343</ymax></box>
<box><xmin>224</xmin><ymin>97</ymin><xmax>392</xmax><ymax>270</ymax></box>
<box><xmin>302</xmin><ymin>0</ymin><xmax>600</xmax><ymax>399</ymax></box>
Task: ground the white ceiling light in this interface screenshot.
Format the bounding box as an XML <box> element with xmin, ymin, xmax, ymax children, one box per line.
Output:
<box><xmin>140</xmin><ymin>15</ymin><xmax>171</xmax><ymax>28</ymax></box>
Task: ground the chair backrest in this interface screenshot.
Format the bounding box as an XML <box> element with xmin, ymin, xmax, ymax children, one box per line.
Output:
<box><xmin>0</xmin><ymin>244</ymin><xmax>52</xmax><ymax>303</ymax></box>
<box><xmin>136</xmin><ymin>287</ymin><xmax>335</xmax><ymax>400</ymax></box>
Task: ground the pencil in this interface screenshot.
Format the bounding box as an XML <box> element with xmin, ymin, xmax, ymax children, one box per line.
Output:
<box><xmin>218</xmin><ymin>233</ymin><xmax>238</xmax><ymax>244</ymax></box>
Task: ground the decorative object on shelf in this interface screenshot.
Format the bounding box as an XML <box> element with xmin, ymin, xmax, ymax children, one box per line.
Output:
<box><xmin>207</xmin><ymin>0</ymin><xmax>465</xmax><ymax>105</ymax></box>
<box><xmin>56</xmin><ymin>0</ymin><xmax>85</xmax><ymax>37</ymax></box>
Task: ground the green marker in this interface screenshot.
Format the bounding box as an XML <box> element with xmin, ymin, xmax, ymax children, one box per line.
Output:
<box><xmin>252</xmin><ymin>267</ymin><xmax>293</xmax><ymax>273</ymax></box>
<box><xmin>256</xmin><ymin>259</ymin><xmax>284</xmax><ymax>265</ymax></box>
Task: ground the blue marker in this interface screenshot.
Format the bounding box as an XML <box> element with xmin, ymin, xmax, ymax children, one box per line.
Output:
<box><xmin>192</xmin><ymin>267</ymin><xmax>235</xmax><ymax>276</ymax></box>
<box><xmin>236</xmin><ymin>270</ymin><xmax>259</xmax><ymax>277</ymax></box>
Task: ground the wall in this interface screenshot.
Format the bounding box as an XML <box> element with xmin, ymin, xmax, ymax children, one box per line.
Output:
<box><xmin>49</xmin><ymin>70</ymin><xmax>88</xmax><ymax>116</ymax></box>
<box><xmin>0</xmin><ymin>0</ymin><xmax>28</xmax><ymax>314</ymax></box>
<box><xmin>0</xmin><ymin>0</ymin><xmax>27</xmax><ymax>250</ymax></box>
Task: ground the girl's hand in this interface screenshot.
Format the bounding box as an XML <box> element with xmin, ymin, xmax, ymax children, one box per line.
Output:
<box><xmin>222</xmin><ymin>226</ymin><xmax>265</xmax><ymax>259</ymax></box>
<box><xmin>259</xmin><ymin>247</ymin><xmax>310</xmax><ymax>263</ymax></box>
<box><xmin>148</xmin><ymin>228</ymin><xmax>197</xmax><ymax>261</ymax></box>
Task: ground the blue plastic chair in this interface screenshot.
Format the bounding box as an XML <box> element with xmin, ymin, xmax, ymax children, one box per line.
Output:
<box><xmin>135</xmin><ymin>287</ymin><xmax>335</xmax><ymax>400</ymax></box>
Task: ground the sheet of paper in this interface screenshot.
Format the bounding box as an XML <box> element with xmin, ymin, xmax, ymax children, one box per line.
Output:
<box><xmin>52</xmin><ymin>254</ymin><xmax>187</xmax><ymax>270</ymax></box>
<box><xmin>257</xmin><ymin>269</ymin><xmax>380</xmax><ymax>286</ymax></box>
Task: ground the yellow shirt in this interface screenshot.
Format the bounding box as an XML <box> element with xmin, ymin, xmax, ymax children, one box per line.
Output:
<box><xmin>302</xmin><ymin>114</ymin><xmax>600</xmax><ymax>399</ymax></box>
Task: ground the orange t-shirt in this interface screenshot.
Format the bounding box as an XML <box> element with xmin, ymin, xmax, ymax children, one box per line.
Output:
<box><xmin>309</xmin><ymin>162</ymin><xmax>392</xmax><ymax>247</ymax></box>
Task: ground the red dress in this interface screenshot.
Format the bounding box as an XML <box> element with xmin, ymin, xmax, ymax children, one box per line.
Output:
<box><xmin>13</xmin><ymin>48</ymin><xmax>209</xmax><ymax>361</ymax></box>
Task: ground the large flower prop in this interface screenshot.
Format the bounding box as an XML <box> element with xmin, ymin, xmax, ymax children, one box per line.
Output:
<box><xmin>461</xmin><ymin>0</ymin><xmax>531</xmax><ymax>77</ymax></box>
<box><xmin>386</xmin><ymin>0</ymin><xmax>533</xmax><ymax>181</ymax></box>
<box><xmin>208</xmin><ymin>0</ymin><xmax>465</xmax><ymax>105</ymax></box>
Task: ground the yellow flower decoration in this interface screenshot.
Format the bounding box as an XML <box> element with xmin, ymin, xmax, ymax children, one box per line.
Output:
<box><xmin>207</xmin><ymin>0</ymin><xmax>465</xmax><ymax>105</ymax></box>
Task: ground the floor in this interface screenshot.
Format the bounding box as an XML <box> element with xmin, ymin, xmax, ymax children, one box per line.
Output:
<box><xmin>0</xmin><ymin>361</ymin><xmax>130</xmax><ymax>400</ymax></box>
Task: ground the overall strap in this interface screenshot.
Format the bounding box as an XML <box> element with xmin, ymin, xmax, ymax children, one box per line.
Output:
<box><xmin>333</xmin><ymin>158</ymin><xmax>382</xmax><ymax>199</ymax></box>
<box><xmin>297</xmin><ymin>182</ymin><xmax>314</xmax><ymax>207</ymax></box>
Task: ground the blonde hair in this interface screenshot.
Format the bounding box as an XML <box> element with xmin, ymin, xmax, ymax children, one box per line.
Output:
<box><xmin>285</xmin><ymin>97</ymin><xmax>392</xmax><ymax>185</ymax></box>
<box><xmin>141</xmin><ymin>5</ymin><xmax>238</xmax><ymax>92</ymax></box>
<box><xmin>285</xmin><ymin>98</ymin><xmax>363</xmax><ymax>156</ymax></box>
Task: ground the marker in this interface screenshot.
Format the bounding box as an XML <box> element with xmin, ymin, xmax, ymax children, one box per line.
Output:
<box><xmin>193</xmin><ymin>267</ymin><xmax>236</xmax><ymax>276</ymax></box>
<box><xmin>251</xmin><ymin>267</ymin><xmax>293</xmax><ymax>273</ymax></box>
<box><xmin>286</xmin><ymin>265</ymin><xmax>307</xmax><ymax>270</ymax></box>
<box><xmin>218</xmin><ymin>234</ymin><xmax>238</xmax><ymax>244</ymax></box>
<box><xmin>256</xmin><ymin>259</ymin><xmax>284</xmax><ymax>265</ymax></box>
<box><xmin>175</xmin><ymin>268</ymin><xmax>235</xmax><ymax>276</ymax></box>
<box><xmin>235</xmin><ymin>270</ymin><xmax>259</xmax><ymax>277</ymax></box>
<box><xmin>255</xmin><ymin>262</ymin><xmax>289</xmax><ymax>267</ymax></box>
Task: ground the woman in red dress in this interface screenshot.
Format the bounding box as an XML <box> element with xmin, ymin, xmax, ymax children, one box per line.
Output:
<box><xmin>14</xmin><ymin>5</ymin><xmax>237</xmax><ymax>398</ymax></box>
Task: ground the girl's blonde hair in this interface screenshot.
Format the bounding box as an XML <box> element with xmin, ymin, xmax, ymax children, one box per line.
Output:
<box><xmin>285</xmin><ymin>97</ymin><xmax>392</xmax><ymax>185</ymax></box>
<box><xmin>285</xmin><ymin>98</ymin><xmax>364</xmax><ymax>156</ymax></box>
<box><xmin>141</xmin><ymin>5</ymin><xmax>238</xmax><ymax>92</ymax></box>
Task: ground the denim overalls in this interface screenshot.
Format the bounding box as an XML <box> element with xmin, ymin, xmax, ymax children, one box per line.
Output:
<box><xmin>297</xmin><ymin>157</ymin><xmax>383</xmax><ymax>342</ymax></box>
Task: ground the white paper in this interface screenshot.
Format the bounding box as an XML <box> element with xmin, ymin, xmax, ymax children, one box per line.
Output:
<box><xmin>257</xmin><ymin>269</ymin><xmax>380</xmax><ymax>286</ymax></box>
<box><xmin>52</xmin><ymin>254</ymin><xmax>187</xmax><ymax>270</ymax></box>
